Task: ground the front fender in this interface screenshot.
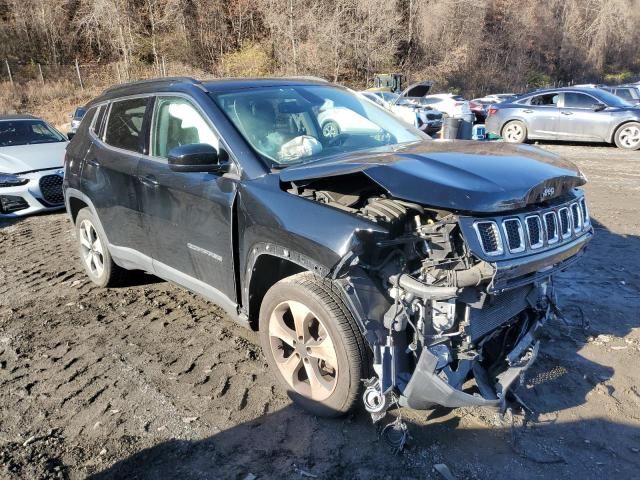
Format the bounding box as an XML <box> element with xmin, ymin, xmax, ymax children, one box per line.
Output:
<box><xmin>237</xmin><ymin>174</ymin><xmax>388</xmax><ymax>318</ymax></box>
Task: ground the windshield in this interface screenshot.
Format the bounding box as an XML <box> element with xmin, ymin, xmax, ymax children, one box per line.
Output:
<box><xmin>211</xmin><ymin>85</ymin><xmax>428</xmax><ymax>167</ymax></box>
<box><xmin>594</xmin><ymin>89</ymin><xmax>633</xmax><ymax>107</ymax></box>
<box><xmin>0</xmin><ymin>120</ymin><xmax>67</xmax><ymax>147</ymax></box>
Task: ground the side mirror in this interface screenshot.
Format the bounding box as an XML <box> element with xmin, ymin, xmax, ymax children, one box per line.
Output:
<box><xmin>168</xmin><ymin>143</ymin><xmax>227</xmax><ymax>173</ymax></box>
<box><xmin>592</xmin><ymin>103</ymin><xmax>607</xmax><ymax>112</ymax></box>
<box><xmin>67</xmin><ymin>132</ymin><xmax>75</xmax><ymax>140</ymax></box>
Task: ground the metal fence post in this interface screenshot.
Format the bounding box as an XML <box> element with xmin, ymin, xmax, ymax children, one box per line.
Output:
<box><xmin>75</xmin><ymin>58</ymin><xmax>84</xmax><ymax>90</ymax></box>
<box><xmin>5</xmin><ymin>59</ymin><xmax>13</xmax><ymax>86</ymax></box>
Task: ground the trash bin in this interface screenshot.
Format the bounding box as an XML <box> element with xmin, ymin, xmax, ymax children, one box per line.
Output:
<box><xmin>457</xmin><ymin>113</ymin><xmax>474</xmax><ymax>140</ymax></box>
<box><xmin>441</xmin><ymin>116</ymin><xmax>461</xmax><ymax>139</ymax></box>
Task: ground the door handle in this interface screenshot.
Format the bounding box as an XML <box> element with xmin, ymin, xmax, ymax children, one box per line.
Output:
<box><xmin>138</xmin><ymin>174</ymin><xmax>159</xmax><ymax>187</ymax></box>
<box><xmin>86</xmin><ymin>159</ymin><xmax>100</xmax><ymax>168</ymax></box>
<box><xmin>561</xmin><ymin>111</ymin><xmax>573</xmax><ymax>116</ymax></box>
<box><xmin>522</xmin><ymin>109</ymin><xmax>533</xmax><ymax>113</ymax></box>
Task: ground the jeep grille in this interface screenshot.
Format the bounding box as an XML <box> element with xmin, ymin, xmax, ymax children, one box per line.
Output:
<box><xmin>468</xmin><ymin>196</ymin><xmax>589</xmax><ymax>259</ymax></box>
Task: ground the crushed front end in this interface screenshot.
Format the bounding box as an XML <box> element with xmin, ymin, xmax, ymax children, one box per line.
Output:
<box><xmin>325</xmin><ymin>188</ymin><xmax>593</xmax><ymax>417</ymax></box>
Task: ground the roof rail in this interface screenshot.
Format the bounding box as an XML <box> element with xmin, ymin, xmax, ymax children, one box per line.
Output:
<box><xmin>101</xmin><ymin>77</ymin><xmax>202</xmax><ymax>95</ymax></box>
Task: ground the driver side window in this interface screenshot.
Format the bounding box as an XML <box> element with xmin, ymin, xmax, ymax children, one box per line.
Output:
<box><xmin>151</xmin><ymin>96</ymin><xmax>219</xmax><ymax>158</ymax></box>
<box><xmin>564</xmin><ymin>93</ymin><xmax>596</xmax><ymax>109</ymax></box>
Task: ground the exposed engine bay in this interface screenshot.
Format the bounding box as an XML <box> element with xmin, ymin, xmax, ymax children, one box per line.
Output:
<box><xmin>287</xmin><ymin>173</ymin><xmax>592</xmax><ymax>447</ymax></box>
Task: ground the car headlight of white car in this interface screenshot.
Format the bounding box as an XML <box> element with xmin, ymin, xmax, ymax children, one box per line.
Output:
<box><xmin>0</xmin><ymin>173</ymin><xmax>28</xmax><ymax>188</ymax></box>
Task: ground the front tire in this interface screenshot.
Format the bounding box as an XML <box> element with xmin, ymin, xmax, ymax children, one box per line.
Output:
<box><xmin>614</xmin><ymin>122</ymin><xmax>640</xmax><ymax>150</ymax></box>
<box><xmin>501</xmin><ymin>120</ymin><xmax>527</xmax><ymax>143</ymax></box>
<box><xmin>259</xmin><ymin>272</ymin><xmax>368</xmax><ymax>416</ymax></box>
<box><xmin>75</xmin><ymin>208</ymin><xmax>125</xmax><ymax>287</ymax></box>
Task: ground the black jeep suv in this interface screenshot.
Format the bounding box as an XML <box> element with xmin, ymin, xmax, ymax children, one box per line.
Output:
<box><xmin>64</xmin><ymin>77</ymin><xmax>592</xmax><ymax>421</ymax></box>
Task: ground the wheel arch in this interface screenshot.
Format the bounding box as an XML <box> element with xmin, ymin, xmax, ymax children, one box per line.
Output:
<box><xmin>609</xmin><ymin>119</ymin><xmax>640</xmax><ymax>143</ymax></box>
<box><xmin>245</xmin><ymin>251</ymin><xmax>313</xmax><ymax>330</ymax></box>
<box><xmin>68</xmin><ymin>196</ymin><xmax>89</xmax><ymax>224</ymax></box>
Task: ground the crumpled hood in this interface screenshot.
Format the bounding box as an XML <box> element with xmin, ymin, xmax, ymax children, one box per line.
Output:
<box><xmin>280</xmin><ymin>141</ymin><xmax>586</xmax><ymax>213</ymax></box>
<box><xmin>0</xmin><ymin>142</ymin><xmax>67</xmax><ymax>174</ymax></box>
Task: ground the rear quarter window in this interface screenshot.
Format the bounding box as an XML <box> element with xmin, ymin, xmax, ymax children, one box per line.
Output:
<box><xmin>104</xmin><ymin>97</ymin><xmax>149</xmax><ymax>153</ymax></box>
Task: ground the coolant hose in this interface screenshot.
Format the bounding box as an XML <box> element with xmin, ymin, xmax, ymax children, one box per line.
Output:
<box><xmin>453</xmin><ymin>261</ymin><xmax>494</xmax><ymax>287</ymax></box>
<box><xmin>390</xmin><ymin>274</ymin><xmax>458</xmax><ymax>300</ymax></box>
<box><xmin>390</xmin><ymin>262</ymin><xmax>494</xmax><ymax>299</ymax></box>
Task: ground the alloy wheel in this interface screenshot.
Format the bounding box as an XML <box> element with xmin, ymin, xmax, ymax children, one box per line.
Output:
<box><xmin>503</xmin><ymin>122</ymin><xmax>525</xmax><ymax>142</ymax></box>
<box><xmin>322</xmin><ymin>122</ymin><xmax>339</xmax><ymax>139</ymax></box>
<box><xmin>268</xmin><ymin>300</ymin><xmax>339</xmax><ymax>401</ymax></box>
<box><xmin>619</xmin><ymin>124</ymin><xmax>640</xmax><ymax>149</ymax></box>
<box><xmin>79</xmin><ymin>219</ymin><xmax>105</xmax><ymax>277</ymax></box>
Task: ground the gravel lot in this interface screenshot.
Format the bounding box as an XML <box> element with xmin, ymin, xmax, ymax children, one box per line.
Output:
<box><xmin>1</xmin><ymin>143</ymin><xmax>639</xmax><ymax>480</ymax></box>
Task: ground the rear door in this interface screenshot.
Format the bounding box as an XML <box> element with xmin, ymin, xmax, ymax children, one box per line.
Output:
<box><xmin>82</xmin><ymin>96</ymin><xmax>151</xmax><ymax>261</ymax></box>
<box><xmin>557</xmin><ymin>92</ymin><xmax>612</xmax><ymax>141</ymax></box>
<box><xmin>136</xmin><ymin>94</ymin><xmax>238</xmax><ymax>302</ymax></box>
<box><xmin>521</xmin><ymin>92</ymin><xmax>561</xmax><ymax>138</ymax></box>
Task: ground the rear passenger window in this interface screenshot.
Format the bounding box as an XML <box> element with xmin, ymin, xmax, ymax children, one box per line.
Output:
<box><xmin>104</xmin><ymin>98</ymin><xmax>148</xmax><ymax>152</ymax></box>
<box><xmin>529</xmin><ymin>93</ymin><xmax>559</xmax><ymax>106</ymax></box>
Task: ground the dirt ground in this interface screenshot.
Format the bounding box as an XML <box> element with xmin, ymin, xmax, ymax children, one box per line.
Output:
<box><xmin>1</xmin><ymin>143</ymin><xmax>639</xmax><ymax>480</ymax></box>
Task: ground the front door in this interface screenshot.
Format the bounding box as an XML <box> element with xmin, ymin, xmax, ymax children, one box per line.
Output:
<box><xmin>136</xmin><ymin>95</ymin><xmax>238</xmax><ymax>303</ymax></box>
<box><xmin>557</xmin><ymin>92</ymin><xmax>612</xmax><ymax>142</ymax></box>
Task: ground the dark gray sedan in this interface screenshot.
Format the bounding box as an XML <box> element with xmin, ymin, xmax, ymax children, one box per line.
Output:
<box><xmin>486</xmin><ymin>87</ymin><xmax>640</xmax><ymax>150</ymax></box>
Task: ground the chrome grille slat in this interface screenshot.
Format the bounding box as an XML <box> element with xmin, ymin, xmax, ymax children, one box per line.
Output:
<box><xmin>558</xmin><ymin>207</ymin><xmax>571</xmax><ymax>239</ymax></box>
<box><xmin>502</xmin><ymin>219</ymin><xmax>524</xmax><ymax>253</ymax></box>
<box><xmin>474</xmin><ymin>221</ymin><xmax>503</xmax><ymax>256</ymax></box>
<box><xmin>544</xmin><ymin>211</ymin><xmax>559</xmax><ymax>244</ymax></box>
<box><xmin>570</xmin><ymin>202</ymin><xmax>582</xmax><ymax>233</ymax></box>
<box><xmin>525</xmin><ymin>215</ymin><xmax>543</xmax><ymax>249</ymax></box>
<box><xmin>580</xmin><ymin>198</ymin><xmax>589</xmax><ymax>226</ymax></box>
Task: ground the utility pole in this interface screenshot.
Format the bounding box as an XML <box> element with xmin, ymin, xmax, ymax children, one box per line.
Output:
<box><xmin>75</xmin><ymin>58</ymin><xmax>84</xmax><ymax>90</ymax></box>
<box><xmin>5</xmin><ymin>59</ymin><xmax>13</xmax><ymax>86</ymax></box>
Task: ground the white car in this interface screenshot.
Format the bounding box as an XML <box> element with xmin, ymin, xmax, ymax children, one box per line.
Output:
<box><xmin>360</xmin><ymin>91</ymin><xmax>417</xmax><ymax>126</ymax></box>
<box><xmin>0</xmin><ymin>115</ymin><xmax>68</xmax><ymax>217</ymax></box>
<box><xmin>362</xmin><ymin>83</ymin><xmax>444</xmax><ymax>134</ymax></box>
<box><xmin>317</xmin><ymin>106</ymin><xmax>382</xmax><ymax>138</ymax></box>
<box><xmin>417</xmin><ymin>94</ymin><xmax>472</xmax><ymax>118</ymax></box>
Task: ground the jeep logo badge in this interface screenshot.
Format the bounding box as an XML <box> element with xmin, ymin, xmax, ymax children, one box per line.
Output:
<box><xmin>541</xmin><ymin>186</ymin><xmax>555</xmax><ymax>199</ymax></box>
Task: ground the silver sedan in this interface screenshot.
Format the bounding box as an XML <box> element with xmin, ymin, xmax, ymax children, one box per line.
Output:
<box><xmin>486</xmin><ymin>87</ymin><xmax>640</xmax><ymax>150</ymax></box>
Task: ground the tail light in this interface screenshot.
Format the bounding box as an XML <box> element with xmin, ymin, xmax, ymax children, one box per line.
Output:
<box><xmin>487</xmin><ymin>107</ymin><xmax>498</xmax><ymax>117</ymax></box>
<box><xmin>469</xmin><ymin>101</ymin><xmax>479</xmax><ymax>109</ymax></box>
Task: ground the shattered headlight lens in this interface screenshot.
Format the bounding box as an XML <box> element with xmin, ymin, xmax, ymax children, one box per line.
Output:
<box><xmin>0</xmin><ymin>173</ymin><xmax>28</xmax><ymax>188</ymax></box>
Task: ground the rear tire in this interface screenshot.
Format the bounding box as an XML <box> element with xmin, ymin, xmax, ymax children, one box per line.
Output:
<box><xmin>613</xmin><ymin>122</ymin><xmax>640</xmax><ymax>150</ymax></box>
<box><xmin>259</xmin><ymin>272</ymin><xmax>368</xmax><ymax>416</ymax></box>
<box><xmin>75</xmin><ymin>208</ymin><xmax>125</xmax><ymax>287</ymax></box>
<box><xmin>501</xmin><ymin>120</ymin><xmax>527</xmax><ymax>143</ymax></box>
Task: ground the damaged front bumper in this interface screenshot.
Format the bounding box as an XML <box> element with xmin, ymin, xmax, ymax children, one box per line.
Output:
<box><xmin>399</xmin><ymin>314</ymin><xmax>544</xmax><ymax>410</ymax></box>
